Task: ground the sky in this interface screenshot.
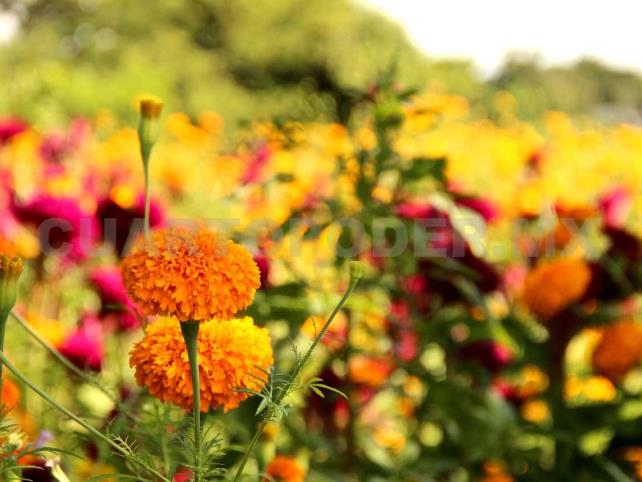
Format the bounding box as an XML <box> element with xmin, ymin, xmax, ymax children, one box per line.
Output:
<box><xmin>365</xmin><ymin>0</ymin><xmax>642</xmax><ymax>76</ymax></box>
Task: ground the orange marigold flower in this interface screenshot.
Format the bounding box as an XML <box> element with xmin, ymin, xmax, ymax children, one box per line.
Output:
<box><xmin>593</xmin><ymin>320</ymin><xmax>642</xmax><ymax>381</ymax></box>
<box><xmin>264</xmin><ymin>456</ymin><xmax>306</xmax><ymax>482</ymax></box>
<box><xmin>1</xmin><ymin>378</ymin><xmax>20</xmax><ymax>409</ymax></box>
<box><xmin>349</xmin><ymin>355</ymin><xmax>395</xmax><ymax>388</ymax></box>
<box><xmin>121</xmin><ymin>228</ymin><xmax>260</xmax><ymax>321</ymax></box>
<box><xmin>129</xmin><ymin>316</ymin><xmax>272</xmax><ymax>412</ymax></box>
<box><xmin>521</xmin><ymin>258</ymin><xmax>591</xmax><ymax>320</ymax></box>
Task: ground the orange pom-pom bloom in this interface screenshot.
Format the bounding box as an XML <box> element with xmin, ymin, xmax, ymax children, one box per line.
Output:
<box><xmin>593</xmin><ymin>320</ymin><xmax>642</xmax><ymax>381</ymax></box>
<box><xmin>264</xmin><ymin>456</ymin><xmax>306</xmax><ymax>482</ymax></box>
<box><xmin>122</xmin><ymin>228</ymin><xmax>260</xmax><ymax>321</ymax></box>
<box><xmin>129</xmin><ymin>316</ymin><xmax>273</xmax><ymax>412</ymax></box>
<box><xmin>521</xmin><ymin>258</ymin><xmax>591</xmax><ymax>320</ymax></box>
<box><xmin>1</xmin><ymin>378</ymin><xmax>20</xmax><ymax>409</ymax></box>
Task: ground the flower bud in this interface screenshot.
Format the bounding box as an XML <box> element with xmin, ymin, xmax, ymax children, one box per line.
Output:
<box><xmin>348</xmin><ymin>261</ymin><xmax>364</xmax><ymax>285</ymax></box>
<box><xmin>138</xmin><ymin>96</ymin><xmax>163</xmax><ymax>120</ymax></box>
<box><xmin>0</xmin><ymin>239</ymin><xmax>23</xmax><ymax>317</ymax></box>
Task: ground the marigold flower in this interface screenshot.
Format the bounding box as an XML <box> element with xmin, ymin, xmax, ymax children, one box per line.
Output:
<box><xmin>129</xmin><ymin>316</ymin><xmax>273</xmax><ymax>412</ymax></box>
<box><xmin>263</xmin><ymin>456</ymin><xmax>306</xmax><ymax>482</ymax></box>
<box><xmin>593</xmin><ymin>320</ymin><xmax>642</xmax><ymax>381</ymax></box>
<box><xmin>121</xmin><ymin>227</ymin><xmax>260</xmax><ymax>321</ymax></box>
<box><xmin>521</xmin><ymin>258</ymin><xmax>591</xmax><ymax>320</ymax></box>
<box><xmin>349</xmin><ymin>355</ymin><xmax>395</xmax><ymax>388</ymax></box>
<box><xmin>1</xmin><ymin>377</ymin><xmax>20</xmax><ymax>408</ymax></box>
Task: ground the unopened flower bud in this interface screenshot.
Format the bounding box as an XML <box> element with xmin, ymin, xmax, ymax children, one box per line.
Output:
<box><xmin>0</xmin><ymin>239</ymin><xmax>22</xmax><ymax>317</ymax></box>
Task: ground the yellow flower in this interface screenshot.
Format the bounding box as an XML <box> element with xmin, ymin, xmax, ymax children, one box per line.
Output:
<box><xmin>521</xmin><ymin>399</ymin><xmax>549</xmax><ymax>424</ymax></box>
<box><xmin>521</xmin><ymin>258</ymin><xmax>591</xmax><ymax>320</ymax></box>
<box><xmin>593</xmin><ymin>320</ymin><xmax>642</xmax><ymax>381</ymax></box>
<box><xmin>122</xmin><ymin>228</ymin><xmax>260</xmax><ymax>321</ymax></box>
<box><xmin>129</xmin><ymin>316</ymin><xmax>273</xmax><ymax>412</ymax></box>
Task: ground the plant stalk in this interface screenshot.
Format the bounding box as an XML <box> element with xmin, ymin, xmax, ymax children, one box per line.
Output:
<box><xmin>231</xmin><ymin>275</ymin><xmax>359</xmax><ymax>482</ymax></box>
<box><xmin>0</xmin><ymin>309</ymin><xmax>8</xmax><ymax>399</ymax></box>
<box><xmin>180</xmin><ymin>320</ymin><xmax>202</xmax><ymax>481</ymax></box>
<box><xmin>10</xmin><ymin>310</ymin><xmax>138</xmax><ymax>422</ymax></box>
<box><xmin>0</xmin><ymin>350</ymin><xmax>171</xmax><ymax>482</ymax></box>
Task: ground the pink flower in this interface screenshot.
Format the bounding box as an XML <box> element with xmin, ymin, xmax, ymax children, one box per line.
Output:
<box><xmin>173</xmin><ymin>468</ymin><xmax>193</xmax><ymax>482</ymax></box>
<box><xmin>395</xmin><ymin>202</ymin><xmax>435</xmax><ymax>219</ymax></box>
<box><xmin>12</xmin><ymin>194</ymin><xmax>99</xmax><ymax>262</ymax></box>
<box><xmin>599</xmin><ymin>186</ymin><xmax>632</xmax><ymax>229</ymax></box>
<box><xmin>0</xmin><ymin>118</ymin><xmax>27</xmax><ymax>145</ymax></box>
<box><xmin>58</xmin><ymin>314</ymin><xmax>104</xmax><ymax>372</ymax></box>
<box><xmin>455</xmin><ymin>196</ymin><xmax>500</xmax><ymax>223</ymax></box>
<box><xmin>89</xmin><ymin>266</ymin><xmax>141</xmax><ymax>331</ymax></box>
<box><xmin>242</xmin><ymin>144</ymin><xmax>271</xmax><ymax>184</ymax></box>
<box><xmin>254</xmin><ymin>251</ymin><xmax>271</xmax><ymax>289</ymax></box>
<box><xmin>395</xmin><ymin>329</ymin><xmax>418</xmax><ymax>362</ymax></box>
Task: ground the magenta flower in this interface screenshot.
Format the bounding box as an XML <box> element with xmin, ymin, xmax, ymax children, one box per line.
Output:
<box><xmin>254</xmin><ymin>250</ymin><xmax>271</xmax><ymax>289</ymax></box>
<box><xmin>0</xmin><ymin>118</ymin><xmax>27</xmax><ymax>145</ymax></box>
<box><xmin>459</xmin><ymin>340</ymin><xmax>513</xmax><ymax>373</ymax></box>
<box><xmin>97</xmin><ymin>193</ymin><xmax>165</xmax><ymax>255</ymax></box>
<box><xmin>599</xmin><ymin>186</ymin><xmax>632</xmax><ymax>229</ymax></box>
<box><xmin>241</xmin><ymin>144</ymin><xmax>271</xmax><ymax>184</ymax></box>
<box><xmin>58</xmin><ymin>314</ymin><xmax>104</xmax><ymax>372</ymax></box>
<box><xmin>455</xmin><ymin>196</ymin><xmax>500</xmax><ymax>223</ymax></box>
<box><xmin>12</xmin><ymin>194</ymin><xmax>99</xmax><ymax>262</ymax></box>
<box><xmin>89</xmin><ymin>266</ymin><xmax>141</xmax><ymax>331</ymax></box>
<box><xmin>395</xmin><ymin>202</ymin><xmax>436</xmax><ymax>219</ymax></box>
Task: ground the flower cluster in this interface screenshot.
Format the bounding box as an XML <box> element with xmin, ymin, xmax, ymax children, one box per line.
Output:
<box><xmin>121</xmin><ymin>227</ymin><xmax>260</xmax><ymax>322</ymax></box>
<box><xmin>129</xmin><ymin>316</ymin><xmax>273</xmax><ymax>412</ymax></box>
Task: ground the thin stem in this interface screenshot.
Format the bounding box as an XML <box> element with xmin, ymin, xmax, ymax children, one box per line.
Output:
<box><xmin>10</xmin><ymin>310</ymin><xmax>139</xmax><ymax>423</ymax></box>
<box><xmin>0</xmin><ymin>350</ymin><xmax>171</xmax><ymax>482</ymax></box>
<box><xmin>0</xmin><ymin>310</ymin><xmax>8</xmax><ymax>398</ymax></box>
<box><xmin>143</xmin><ymin>160</ymin><xmax>151</xmax><ymax>239</ymax></box>
<box><xmin>180</xmin><ymin>320</ymin><xmax>202</xmax><ymax>481</ymax></box>
<box><xmin>231</xmin><ymin>276</ymin><xmax>359</xmax><ymax>482</ymax></box>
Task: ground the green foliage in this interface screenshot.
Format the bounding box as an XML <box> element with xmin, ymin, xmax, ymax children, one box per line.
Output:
<box><xmin>0</xmin><ymin>0</ymin><xmax>482</xmax><ymax>128</ymax></box>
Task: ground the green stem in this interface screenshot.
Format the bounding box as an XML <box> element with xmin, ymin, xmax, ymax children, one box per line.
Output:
<box><xmin>231</xmin><ymin>276</ymin><xmax>359</xmax><ymax>482</ymax></box>
<box><xmin>0</xmin><ymin>309</ymin><xmax>8</xmax><ymax>399</ymax></box>
<box><xmin>180</xmin><ymin>320</ymin><xmax>202</xmax><ymax>481</ymax></box>
<box><xmin>143</xmin><ymin>159</ymin><xmax>151</xmax><ymax>239</ymax></box>
<box><xmin>138</xmin><ymin>116</ymin><xmax>153</xmax><ymax>240</ymax></box>
<box><xmin>10</xmin><ymin>310</ymin><xmax>139</xmax><ymax>423</ymax></box>
<box><xmin>0</xmin><ymin>350</ymin><xmax>171</xmax><ymax>482</ymax></box>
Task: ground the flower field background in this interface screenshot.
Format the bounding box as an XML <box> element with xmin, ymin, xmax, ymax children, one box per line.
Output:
<box><xmin>3</xmin><ymin>1</ymin><xmax>642</xmax><ymax>482</ymax></box>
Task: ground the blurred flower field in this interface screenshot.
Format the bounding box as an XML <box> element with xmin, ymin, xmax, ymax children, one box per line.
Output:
<box><xmin>3</xmin><ymin>84</ymin><xmax>642</xmax><ymax>481</ymax></box>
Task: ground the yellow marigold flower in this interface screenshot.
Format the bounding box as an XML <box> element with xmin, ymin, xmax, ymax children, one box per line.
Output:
<box><xmin>521</xmin><ymin>399</ymin><xmax>549</xmax><ymax>424</ymax></box>
<box><xmin>373</xmin><ymin>426</ymin><xmax>407</xmax><ymax>454</ymax></box>
<box><xmin>521</xmin><ymin>258</ymin><xmax>591</xmax><ymax>320</ymax></box>
<box><xmin>130</xmin><ymin>316</ymin><xmax>272</xmax><ymax>412</ymax></box>
<box><xmin>122</xmin><ymin>228</ymin><xmax>260</xmax><ymax>321</ymax></box>
<box><xmin>0</xmin><ymin>237</ymin><xmax>23</xmax><ymax>316</ymax></box>
<box><xmin>263</xmin><ymin>455</ymin><xmax>306</xmax><ymax>482</ymax></box>
<box><xmin>593</xmin><ymin>320</ymin><xmax>642</xmax><ymax>381</ymax></box>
